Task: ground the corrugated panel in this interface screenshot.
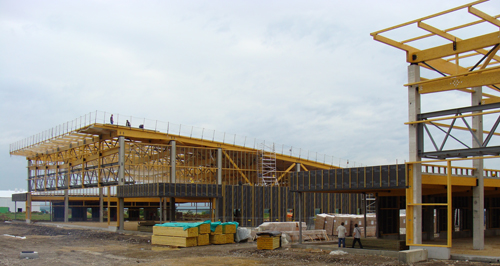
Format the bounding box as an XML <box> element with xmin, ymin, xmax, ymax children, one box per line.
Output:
<box><xmin>310</xmin><ymin>171</ymin><xmax>316</xmax><ymax>190</ymax></box>
<box><xmin>389</xmin><ymin>165</ymin><xmax>397</xmax><ymax>187</ymax></box>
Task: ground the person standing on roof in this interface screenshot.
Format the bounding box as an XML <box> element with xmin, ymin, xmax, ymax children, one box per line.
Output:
<box><xmin>110</xmin><ymin>114</ymin><xmax>114</xmax><ymax>125</ymax></box>
<box><xmin>352</xmin><ymin>224</ymin><xmax>363</xmax><ymax>248</ymax></box>
<box><xmin>336</xmin><ymin>222</ymin><xmax>346</xmax><ymax>248</ymax></box>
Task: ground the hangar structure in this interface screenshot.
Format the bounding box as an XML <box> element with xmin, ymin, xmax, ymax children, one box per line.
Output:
<box><xmin>10</xmin><ymin>111</ymin><xmax>367</xmax><ymax>228</ymax></box>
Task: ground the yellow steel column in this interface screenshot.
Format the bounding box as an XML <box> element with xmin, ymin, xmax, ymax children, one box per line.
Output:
<box><xmin>447</xmin><ymin>160</ymin><xmax>452</xmax><ymax>247</ymax></box>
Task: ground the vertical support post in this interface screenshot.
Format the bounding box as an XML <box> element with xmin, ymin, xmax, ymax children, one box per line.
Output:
<box><xmin>215</xmin><ymin>148</ymin><xmax>222</xmax><ymax>220</ymax></box>
<box><xmin>64</xmin><ymin>189</ymin><xmax>69</xmax><ymax>223</ymax></box>
<box><xmin>26</xmin><ymin>193</ymin><xmax>31</xmax><ymax>223</ymax></box>
<box><xmin>298</xmin><ymin>192</ymin><xmax>303</xmax><ymax>244</ymax></box>
<box><xmin>99</xmin><ymin>187</ymin><xmax>104</xmax><ymax>223</ymax></box>
<box><xmin>217</xmin><ymin>148</ymin><xmax>222</xmax><ymax>185</ymax></box>
<box><xmin>447</xmin><ymin>161</ymin><xmax>452</xmax><ymax>247</ymax></box>
<box><xmin>170</xmin><ymin>140</ymin><xmax>176</xmax><ymax>222</ymax></box>
<box><xmin>27</xmin><ymin>160</ymin><xmax>32</xmax><ymax>193</ymax></box>
<box><xmin>170</xmin><ymin>140</ymin><xmax>176</xmax><ymax>183</ymax></box>
<box><xmin>296</xmin><ymin>163</ymin><xmax>302</xmax><ymax>244</ymax></box>
<box><xmin>363</xmin><ymin>193</ymin><xmax>367</xmax><ymax>238</ymax></box>
<box><xmin>159</xmin><ymin>197</ymin><xmax>162</xmax><ymax>223</ymax></box>
<box><xmin>107</xmin><ymin>186</ymin><xmax>111</xmax><ymax>225</ymax></box>
<box><xmin>170</xmin><ymin>198</ymin><xmax>176</xmax><ymax>222</ymax></box>
<box><xmin>408</xmin><ymin>63</ymin><xmax>422</xmax><ymax>244</ymax></box>
<box><xmin>118</xmin><ymin>136</ymin><xmax>125</xmax><ymax>231</ymax></box>
<box><xmin>472</xmin><ymin>86</ymin><xmax>484</xmax><ymax>250</ymax></box>
<box><xmin>163</xmin><ymin>197</ymin><xmax>168</xmax><ymax>221</ymax></box>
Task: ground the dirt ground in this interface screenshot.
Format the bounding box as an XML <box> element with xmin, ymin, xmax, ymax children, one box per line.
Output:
<box><xmin>0</xmin><ymin>222</ymin><xmax>498</xmax><ymax>266</ymax></box>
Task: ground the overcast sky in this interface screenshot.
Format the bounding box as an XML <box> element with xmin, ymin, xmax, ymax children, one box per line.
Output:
<box><xmin>1</xmin><ymin>0</ymin><xmax>499</xmax><ymax>190</ymax></box>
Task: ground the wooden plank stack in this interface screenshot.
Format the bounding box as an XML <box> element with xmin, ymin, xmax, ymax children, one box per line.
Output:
<box><xmin>256</xmin><ymin>232</ymin><xmax>281</xmax><ymax>250</ymax></box>
<box><xmin>152</xmin><ymin>222</ymin><xmax>238</xmax><ymax>247</ymax></box>
<box><xmin>152</xmin><ymin>226</ymin><xmax>199</xmax><ymax>247</ymax></box>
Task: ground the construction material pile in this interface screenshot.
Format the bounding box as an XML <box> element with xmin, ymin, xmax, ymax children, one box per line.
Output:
<box><xmin>315</xmin><ymin>214</ymin><xmax>376</xmax><ymax>237</ymax></box>
<box><xmin>151</xmin><ymin>220</ymin><xmax>239</xmax><ymax>247</ymax></box>
<box><xmin>255</xmin><ymin>222</ymin><xmax>328</xmax><ymax>242</ymax></box>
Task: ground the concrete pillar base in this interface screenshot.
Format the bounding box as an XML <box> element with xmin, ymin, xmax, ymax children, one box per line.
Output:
<box><xmin>399</xmin><ymin>249</ymin><xmax>427</xmax><ymax>263</ymax></box>
<box><xmin>411</xmin><ymin>246</ymin><xmax>450</xmax><ymax>260</ymax></box>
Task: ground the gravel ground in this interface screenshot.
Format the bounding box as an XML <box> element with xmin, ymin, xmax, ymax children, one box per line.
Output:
<box><xmin>0</xmin><ymin>222</ymin><xmax>497</xmax><ymax>266</ymax></box>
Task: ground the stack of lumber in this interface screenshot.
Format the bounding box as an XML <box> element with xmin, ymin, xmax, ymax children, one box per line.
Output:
<box><xmin>209</xmin><ymin>222</ymin><xmax>237</xmax><ymax>245</ymax></box>
<box><xmin>151</xmin><ymin>221</ymin><xmax>239</xmax><ymax>247</ymax></box>
<box><xmin>152</xmin><ymin>226</ymin><xmax>199</xmax><ymax>247</ymax></box>
<box><xmin>256</xmin><ymin>231</ymin><xmax>281</xmax><ymax>250</ymax></box>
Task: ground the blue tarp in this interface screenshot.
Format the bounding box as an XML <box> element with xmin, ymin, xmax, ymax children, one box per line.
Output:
<box><xmin>155</xmin><ymin>220</ymin><xmax>211</xmax><ymax>231</ymax></box>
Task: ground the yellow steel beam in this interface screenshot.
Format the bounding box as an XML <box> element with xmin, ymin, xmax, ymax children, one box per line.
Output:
<box><xmin>411</xmin><ymin>68</ymin><xmax>500</xmax><ymax>94</ymax></box>
<box><xmin>409</xmin><ymin>31</ymin><xmax>500</xmax><ymax>63</ymax></box>
<box><xmin>370</xmin><ymin>0</ymin><xmax>488</xmax><ymax>36</ymax></box>
<box><xmin>300</xmin><ymin>164</ymin><xmax>309</xmax><ymax>171</ymax></box>
<box><xmin>482</xmin><ymin>96</ymin><xmax>500</xmax><ymax>105</ymax></box>
<box><xmin>418</xmin><ymin>22</ymin><xmax>500</xmax><ymax>67</ymax></box>
<box><xmin>469</xmin><ymin>7</ymin><xmax>500</xmax><ymax>27</ymax></box>
<box><xmin>222</xmin><ymin>150</ymin><xmax>253</xmax><ymax>185</ymax></box>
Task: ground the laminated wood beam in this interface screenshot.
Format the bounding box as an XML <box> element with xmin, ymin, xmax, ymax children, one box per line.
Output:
<box><xmin>222</xmin><ymin>150</ymin><xmax>252</xmax><ymax>185</ymax></box>
<box><xmin>409</xmin><ymin>31</ymin><xmax>500</xmax><ymax>63</ymax></box>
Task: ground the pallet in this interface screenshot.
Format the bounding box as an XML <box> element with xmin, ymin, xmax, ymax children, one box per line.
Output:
<box><xmin>197</xmin><ymin>234</ymin><xmax>210</xmax><ymax>246</ymax></box>
<box><xmin>153</xmin><ymin>226</ymin><xmax>198</xmax><ymax>237</ymax></box>
<box><xmin>222</xmin><ymin>224</ymin><xmax>236</xmax><ymax>234</ymax></box>
<box><xmin>257</xmin><ymin>235</ymin><xmax>280</xmax><ymax>250</ymax></box>
<box><xmin>209</xmin><ymin>234</ymin><xmax>226</xmax><ymax>244</ymax></box>
<box><xmin>151</xmin><ymin>235</ymin><xmax>197</xmax><ymax>247</ymax></box>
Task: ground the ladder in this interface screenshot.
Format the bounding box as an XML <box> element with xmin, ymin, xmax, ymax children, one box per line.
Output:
<box><xmin>258</xmin><ymin>142</ymin><xmax>278</xmax><ymax>186</ymax></box>
<box><xmin>364</xmin><ymin>193</ymin><xmax>376</xmax><ymax>214</ymax></box>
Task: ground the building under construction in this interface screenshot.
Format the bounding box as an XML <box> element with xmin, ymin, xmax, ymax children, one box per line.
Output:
<box><xmin>8</xmin><ymin>0</ymin><xmax>500</xmax><ymax>260</ymax></box>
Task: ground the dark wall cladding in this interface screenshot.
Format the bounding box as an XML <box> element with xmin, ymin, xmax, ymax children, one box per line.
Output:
<box><xmin>292</xmin><ymin>164</ymin><xmax>407</xmax><ymax>192</ymax></box>
<box><xmin>118</xmin><ymin>183</ymin><xmax>363</xmax><ymax>227</ymax></box>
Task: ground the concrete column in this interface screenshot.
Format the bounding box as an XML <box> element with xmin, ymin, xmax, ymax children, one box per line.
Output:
<box><xmin>296</xmin><ymin>163</ymin><xmax>302</xmax><ymax>243</ymax></box>
<box><xmin>159</xmin><ymin>198</ymin><xmax>162</xmax><ymax>223</ymax></box>
<box><xmin>170</xmin><ymin>140</ymin><xmax>176</xmax><ymax>183</ymax></box>
<box><xmin>408</xmin><ymin>63</ymin><xmax>422</xmax><ymax>244</ymax></box>
<box><xmin>363</xmin><ymin>193</ymin><xmax>367</xmax><ymax>238</ymax></box>
<box><xmin>99</xmin><ymin>187</ymin><xmax>104</xmax><ymax>223</ymax></box>
<box><xmin>472</xmin><ymin>86</ymin><xmax>484</xmax><ymax>250</ymax></box>
<box><xmin>169</xmin><ymin>198</ymin><xmax>176</xmax><ymax>222</ymax></box>
<box><xmin>118</xmin><ymin>136</ymin><xmax>125</xmax><ymax>231</ymax></box>
<box><xmin>163</xmin><ymin>197</ymin><xmax>168</xmax><ymax>221</ymax></box>
<box><xmin>169</xmin><ymin>140</ymin><xmax>177</xmax><ymax>223</ymax></box>
<box><xmin>64</xmin><ymin>189</ymin><xmax>69</xmax><ymax>223</ymax></box>
<box><xmin>26</xmin><ymin>193</ymin><xmax>31</xmax><ymax>223</ymax></box>
<box><xmin>298</xmin><ymin>192</ymin><xmax>303</xmax><ymax>244</ymax></box>
<box><xmin>217</xmin><ymin>148</ymin><xmax>222</xmax><ymax>185</ymax></box>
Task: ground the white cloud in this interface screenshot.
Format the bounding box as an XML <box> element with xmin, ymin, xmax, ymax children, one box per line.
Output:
<box><xmin>1</xmin><ymin>0</ymin><xmax>499</xmax><ymax>189</ymax></box>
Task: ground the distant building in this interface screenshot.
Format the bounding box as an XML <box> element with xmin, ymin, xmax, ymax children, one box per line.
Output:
<box><xmin>0</xmin><ymin>190</ymin><xmax>48</xmax><ymax>213</ymax></box>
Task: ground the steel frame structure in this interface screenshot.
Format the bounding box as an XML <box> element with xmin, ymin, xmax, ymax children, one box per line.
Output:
<box><xmin>372</xmin><ymin>0</ymin><xmax>500</xmax><ymax>251</ymax></box>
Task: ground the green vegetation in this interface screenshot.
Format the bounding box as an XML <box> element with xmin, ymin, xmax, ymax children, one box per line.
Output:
<box><xmin>0</xmin><ymin>212</ymin><xmax>51</xmax><ymax>221</ymax></box>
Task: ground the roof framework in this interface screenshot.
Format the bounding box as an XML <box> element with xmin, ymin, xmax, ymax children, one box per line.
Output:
<box><xmin>371</xmin><ymin>0</ymin><xmax>500</xmax><ymax>101</ymax></box>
